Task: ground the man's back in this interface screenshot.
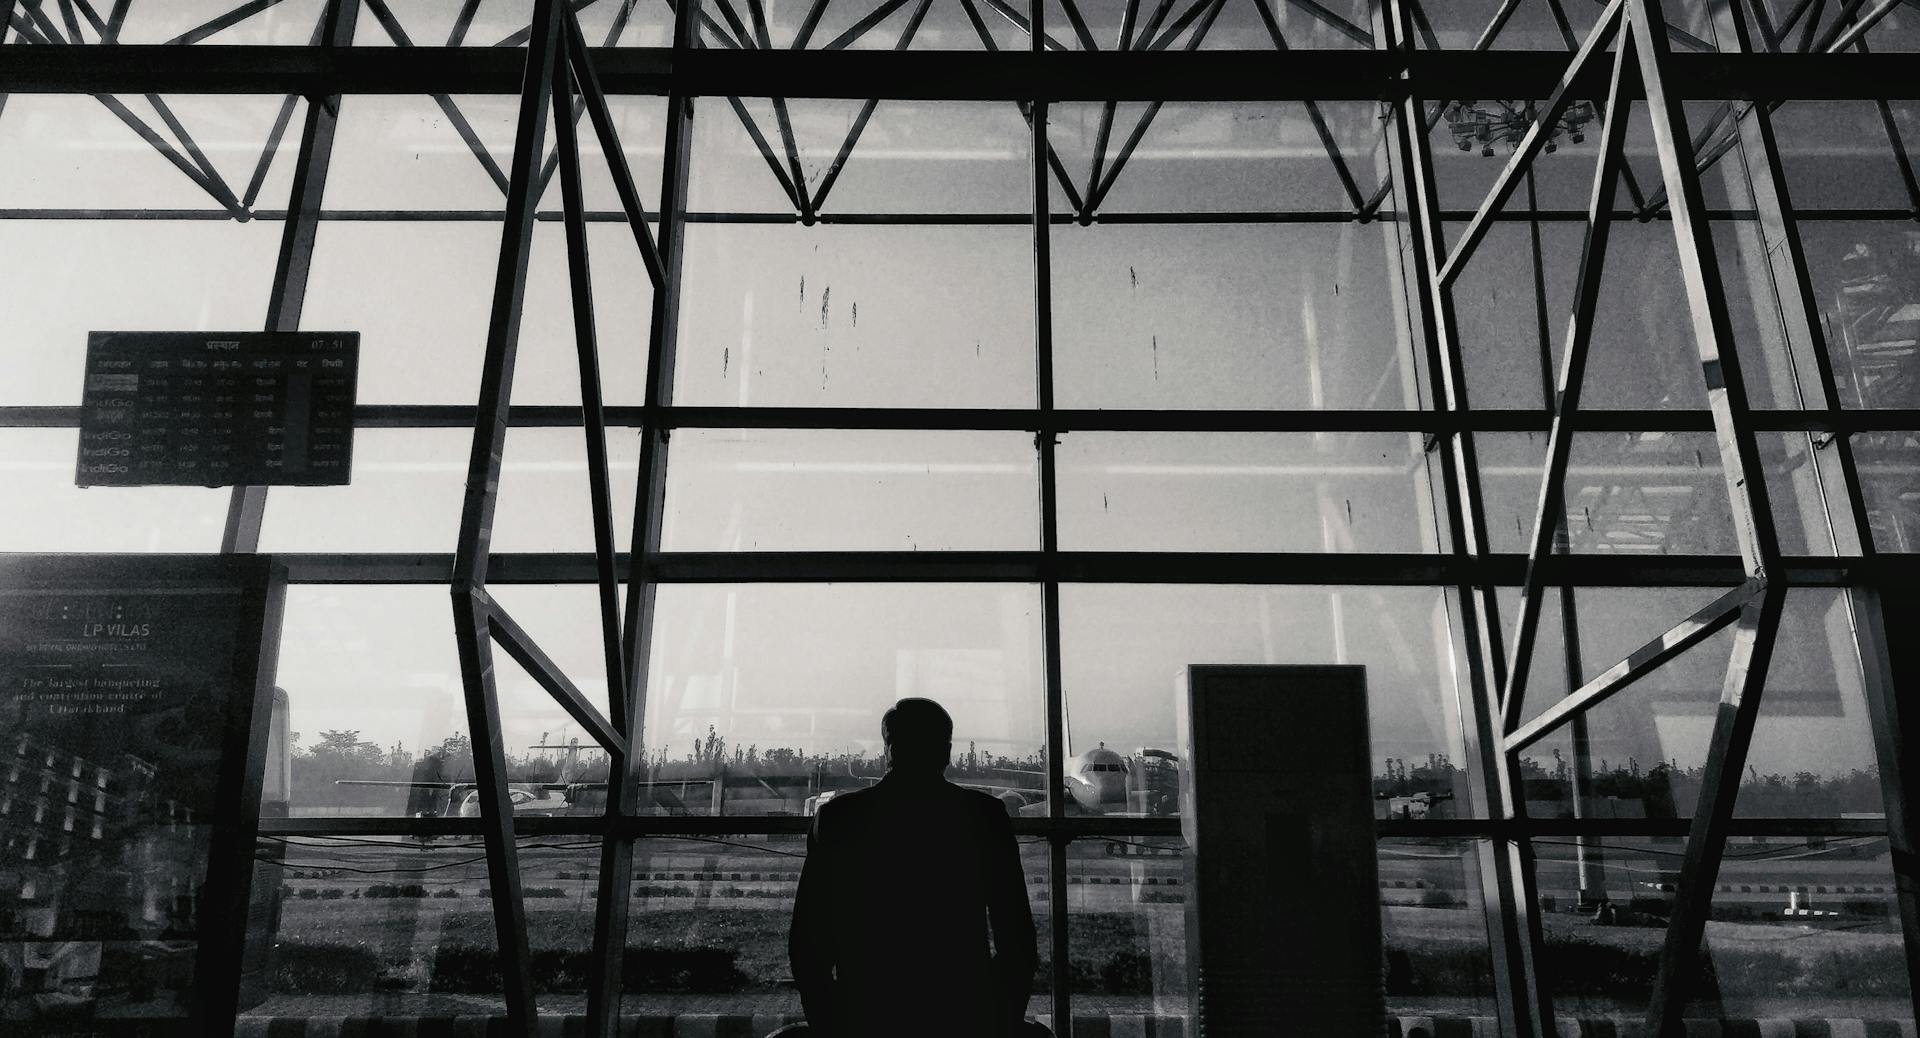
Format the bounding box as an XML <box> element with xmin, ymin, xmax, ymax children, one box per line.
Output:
<box><xmin>789</xmin><ymin>772</ymin><xmax>1036</xmax><ymax>1038</ymax></box>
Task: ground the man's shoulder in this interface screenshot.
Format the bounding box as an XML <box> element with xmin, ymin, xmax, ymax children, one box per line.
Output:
<box><xmin>816</xmin><ymin>784</ymin><xmax>880</xmax><ymax>820</ymax></box>
<box><xmin>818</xmin><ymin>777</ymin><xmax>1006</xmax><ymax>816</ymax></box>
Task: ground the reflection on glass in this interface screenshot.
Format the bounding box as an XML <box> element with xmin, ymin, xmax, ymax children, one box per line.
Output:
<box><xmin>663</xmin><ymin>429</ymin><xmax>1039</xmax><ymax>551</ymax></box>
<box><xmin>1055</xmin><ymin>431</ymin><xmax>1441</xmax><ymax>553</ymax></box>
<box><xmin>1379</xmin><ymin>838</ymin><xmax>1499</xmax><ymax>1020</ymax></box>
<box><xmin>240</xmin><ymin>835</ymin><xmax>604</xmax><ymax>1015</ymax></box>
<box><xmin>1064</xmin><ymin>836</ymin><xmax>1188</xmax><ymax>1023</ymax></box>
<box><xmin>1061</xmin><ymin>585</ymin><xmax>1463</xmax><ymax>811</ymax></box>
<box><xmin>639</xmin><ymin>584</ymin><xmax>1045</xmax><ymax>816</ymax></box>
<box><xmin>1517</xmin><ymin>589</ymin><xmax>1881</xmax><ymax>822</ymax></box>
<box><xmin>1802</xmin><ymin>221</ymin><xmax>1920</xmax><ymax>410</ymax></box>
<box><xmin>1477</xmin><ymin>431</ymin><xmax>1740</xmax><ymax>556</ymax></box>
<box><xmin>1540</xmin><ymin>835</ymin><xmax>1908</xmax><ymax>1024</ymax></box>
<box><xmin>1856</xmin><ymin>429</ymin><xmax>1920</xmax><ymax>551</ymax></box>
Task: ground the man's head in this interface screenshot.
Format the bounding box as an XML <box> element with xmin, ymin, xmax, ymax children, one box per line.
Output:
<box><xmin>882</xmin><ymin>698</ymin><xmax>952</xmax><ymax>774</ymax></box>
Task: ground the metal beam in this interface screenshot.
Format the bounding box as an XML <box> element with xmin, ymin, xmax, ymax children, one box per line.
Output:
<box><xmin>16</xmin><ymin>402</ymin><xmax>1920</xmax><ymax>434</ymax></box>
<box><xmin>1246</xmin><ymin>0</ymin><xmax>1364</xmax><ymax>213</ymax></box>
<box><xmin>599</xmin><ymin>0</ymin><xmax>701</xmax><ymax>1031</ymax></box>
<box><xmin>805</xmin><ymin>0</ymin><xmax>933</xmax><ymax>214</ymax></box>
<box><xmin>485</xmin><ymin>600</ymin><xmax>625</xmax><ymax>755</ymax></box>
<box><xmin>1377</xmin><ymin>1</ymin><xmax>1549</xmax><ymax>1031</ymax></box>
<box><xmin>6</xmin><ymin>46</ymin><xmax>1920</xmax><ymax>100</ymax></box>
<box><xmin>221</xmin><ymin>0</ymin><xmax>358</xmax><ymax>555</ymax></box>
<box><xmin>1496</xmin><ymin>29</ymin><xmax>1637</xmax><ymax>733</ymax></box>
<box><xmin>1505</xmin><ymin>580</ymin><xmax>1758</xmax><ymax>753</ymax></box>
<box><xmin>1642</xmin><ymin>585</ymin><xmax>1787</xmax><ymax>1037</ymax></box>
<box><xmin>447</xmin><ymin>2</ymin><xmax>566</xmax><ymax>1032</ymax></box>
<box><xmin>1436</xmin><ymin>0</ymin><xmax>1624</xmax><ymax>287</ymax></box>
<box><xmin>1031</xmin><ymin>0</ymin><xmax>1072</xmax><ymax>1028</ymax></box>
<box><xmin>562</xmin><ymin>10</ymin><xmax>667</xmax><ymax>289</ymax></box>
<box><xmin>1630</xmin><ymin>0</ymin><xmax>1784</xmax><ymax>581</ymax></box>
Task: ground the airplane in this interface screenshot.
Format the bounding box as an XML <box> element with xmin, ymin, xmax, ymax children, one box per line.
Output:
<box><xmin>1374</xmin><ymin>790</ymin><xmax>1454</xmax><ymax>821</ymax></box>
<box><xmin>981</xmin><ymin>744</ymin><xmax>1181</xmax><ymax>818</ymax></box>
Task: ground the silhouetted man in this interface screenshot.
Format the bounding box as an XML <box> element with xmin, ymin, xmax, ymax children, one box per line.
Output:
<box><xmin>789</xmin><ymin>698</ymin><xmax>1037</xmax><ymax>1038</ymax></box>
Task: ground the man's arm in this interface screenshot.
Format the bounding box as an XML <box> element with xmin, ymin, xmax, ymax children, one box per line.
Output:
<box><xmin>789</xmin><ymin>813</ymin><xmax>836</xmax><ymax>1034</ymax></box>
<box><xmin>984</xmin><ymin>805</ymin><xmax>1037</xmax><ymax>1033</ymax></box>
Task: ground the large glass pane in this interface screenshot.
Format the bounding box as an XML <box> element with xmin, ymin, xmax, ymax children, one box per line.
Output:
<box><xmin>1516</xmin><ymin>589</ymin><xmax>1882</xmax><ymax>821</ymax></box>
<box><xmin>1055</xmin><ymin>431</ymin><xmax>1442</xmax><ymax>552</ymax></box>
<box><xmin>1477</xmin><ymin>431</ymin><xmax>1741</xmax><ymax>556</ymax></box>
<box><xmin>0</xmin><ymin>428</ymin><xmax>231</xmax><ymax>551</ymax></box>
<box><xmin>1774</xmin><ymin>101</ymin><xmax>1915</xmax><ymax>211</ymax></box>
<box><xmin>1051</xmin><ymin>222</ymin><xmax>1417</xmax><ymax>409</ymax></box>
<box><xmin>639</xmin><ymin>584</ymin><xmax>1045</xmax><ymax>815</ymax></box>
<box><xmin>1380</xmin><ymin>837</ymin><xmax>1500</xmax><ymax>1021</ymax></box>
<box><xmin>619</xmin><ymin>834</ymin><xmax>809</xmax><ymax>1017</ymax></box>
<box><xmin>79</xmin><ymin>1</ymin><xmax>327</xmax><ymax>45</ymax></box>
<box><xmin>241</xmin><ymin>834</ymin><xmax>607</xmax><ymax>1017</ymax></box>
<box><xmin>1801</xmin><ymin>221</ymin><xmax>1920</xmax><ymax>410</ymax></box>
<box><xmin>1060</xmin><ymin>585</ymin><xmax>1464</xmax><ymax>813</ymax></box>
<box><xmin>1049</xmin><ymin>102</ymin><xmax>1378</xmax><ymax>214</ymax></box>
<box><xmin>301</xmin><ymin>222</ymin><xmax>654</xmax><ymax>406</ymax></box>
<box><xmin>0</xmin><ymin>94</ymin><xmax>301</xmax><ymax>211</ymax></box>
<box><xmin>260</xmin><ymin>427</ymin><xmax>642</xmax><ymax>553</ymax></box>
<box><xmin>278</xmin><ymin>584</ymin><xmax>636</xmax><ymax>817</ymax></box>
<box><xmin>0</xmin><ymin>221</ymin><xmax>282</xmax><ymax>407</ymax></box>
<box><xmin>691</xmin><ymin>100</ymin><xmax>1029</xmax><ymax>216</ymax></box>
<box><xmin>1541</xmin><ymin>834</ymin><xmax>1911</xmax><ymax>1026</ymax></box>
<box><xmin>662</xmin><ymin>428</ymin><xmax>1039</xmax><ymax>551</ymax></box>
<box><xmin>673</xmin><ymin>223</ymin><xmax>1035</xmax><ymax>408</ymax></box>
<box><xmin>1064</xmin><ymin>835</ymin><xmax>1188</xmax><ymax>1026</ymax></box>
<box><xmin>1856</xmin><ymin>429</ymin><xmax>1920</xmax><ymax>551</ymax></box>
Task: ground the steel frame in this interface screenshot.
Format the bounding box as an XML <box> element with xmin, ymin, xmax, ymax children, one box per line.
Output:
<box><xmin>4</xmin><ymin>0</ymin><xmax>1918</xmax><ymax>1035</ymax></box>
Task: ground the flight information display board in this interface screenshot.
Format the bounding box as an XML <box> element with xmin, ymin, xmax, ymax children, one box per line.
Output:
<box><xmin>76</xmin><ymin>331</ymin><xmax>358</xmax><ymax>488</ymax></box>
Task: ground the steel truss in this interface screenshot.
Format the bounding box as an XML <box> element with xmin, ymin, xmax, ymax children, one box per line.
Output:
<box><xmin>1381</xmin><ymin>0</ymin><xmax>1918</xmax><ymax>1034</ymax></box>
<box><xmin>441</xmin><ymin>2</ymin><xmax>682</xmax><ymax>1034</ymax></box>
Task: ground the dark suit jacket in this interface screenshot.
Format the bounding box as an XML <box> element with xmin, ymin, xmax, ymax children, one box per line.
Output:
<box><xmin>788</xmin><ymin>770</ymin><xmax>1038</xmax><ymax>1038</ymax></box>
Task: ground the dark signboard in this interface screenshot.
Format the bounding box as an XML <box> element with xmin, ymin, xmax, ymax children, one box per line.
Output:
<box><xmin>0</xmin><ymin>556</ymin><xmax>286</xmax><ymax>1035</ymax></box>
<box><xmin>77</xmin><ymin>331</ymin><xmax>358</xmax><ymax>488</ymax></box>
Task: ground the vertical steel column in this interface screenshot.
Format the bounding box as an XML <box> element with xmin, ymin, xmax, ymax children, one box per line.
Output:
<box><xmin>1373</xmin><ymin>2</ymin><xmax>1552</xmax><ymax>1034</ymax></box>
<box><xmin>1031</xmin><ymin>0</ymin><xmax>1070</xmax><ymax>1033</ymax></box>
<box><xmin>546</xmin><ymin>20</ymin><xmax>638</xmax><ymax>1035</ymax></box>
<box><xmin>1854</xmin><ymin>588</ymin><xmax>1920</xmax><ymax>1021</ymax></box>
<box><xmin>1496</xmin><ymin>19</ymin><xmax>1635</xmax><ymax>736</ymax></box>
<box><xmin>1626</xmin><ymin>1</ymin><xmax>1790</xmax><ymax>1033</ymax></box>
<box><xmin>1701</xmin><ymin>0</ymin><xmax>1920</xmax><ymax>1019</ymax></box>
<box><xmin>448</xmin><ymin>3</ymin><xmax>564</xmax><ymax>1034</ymax></box>
<box><xmin>219</xmin><ymin>0</ymin><xmax>358</xmax><ymax>553</ymax></box>
<box><xmin>599</xmin><ymin>0</ymin><xmax>701</xmax><ymax>1030</ymax></box>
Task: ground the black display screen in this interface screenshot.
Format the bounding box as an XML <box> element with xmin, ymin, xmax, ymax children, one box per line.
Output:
<box><xmin>76</xmin><ymin>331</ymin><xmax>358</xmax><ymax>488</ymax></box>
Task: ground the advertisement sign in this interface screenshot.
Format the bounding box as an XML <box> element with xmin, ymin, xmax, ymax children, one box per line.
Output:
<box><xmin>0</xmin><ymin>556</ymin><xmax>285</xmax><ymax>1035</ymax></box>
